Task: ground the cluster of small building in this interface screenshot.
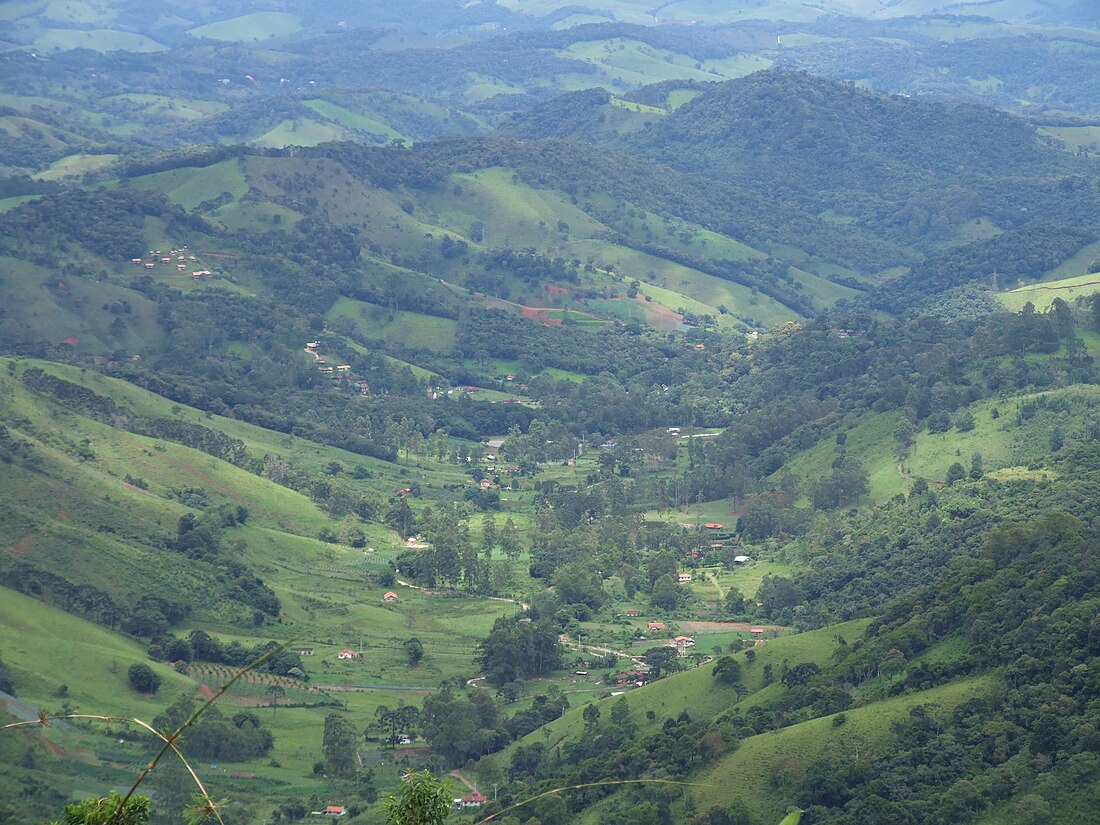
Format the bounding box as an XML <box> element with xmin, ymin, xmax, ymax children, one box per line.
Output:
<box><xmin>305</xmin><ymin>343</ymin><xmax>369</xmax><ymax>395</ymax></box>
<box><xmin>129</xmin><ymin>246</ymin><xmax>210</xmax><ymax>278</ymax></box>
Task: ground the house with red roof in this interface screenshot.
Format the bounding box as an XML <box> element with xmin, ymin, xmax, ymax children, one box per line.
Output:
<box><xmin>455</xmin><ymin>791</ymin><xmax>484</xmax><ymax>808</ymax></box>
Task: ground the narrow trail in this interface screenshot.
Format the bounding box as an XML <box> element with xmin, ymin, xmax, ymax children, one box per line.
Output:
<box><xmin>450</xmin><ymin>769</ymin><xmax>479</xmax><ymax>795</ymax></box>
<box><xmin>896</xmin><ymin>463</ymin><xmax>945</xmax><ymax>488</ymax></box>
<box><xmin>560</xmin><ymin>636</ymin><xmax>645</xmax><ymax>666</ymax></box>
<box><xmin>706</xmin><ymin>571</ymin><xmax>725</xmax><ymax>601</ymax></box>
<box><xmin>396</xmin><ymin>579</ymin><xmax>526</xmax><ymax>609</ymax></box>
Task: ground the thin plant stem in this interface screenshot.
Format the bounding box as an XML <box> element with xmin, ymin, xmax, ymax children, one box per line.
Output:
<box><xmin>117</xmin><ymin>641</ymin><xmax>292</xmax><ymax>815</ymax></box>
<box><xmin>476</xmin><ymin>778</ymin><xmax>711</xmax><ymax>823</ymax></box>
<box><xmin>3</xmin><ymin>639</ymin><xmax>297</xmax><ymax>823</ymax></box>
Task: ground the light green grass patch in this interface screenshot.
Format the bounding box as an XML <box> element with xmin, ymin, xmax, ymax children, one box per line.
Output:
<box><xmin>1040</xmin><ymin>125</ymin><xmax>1100</xmax><ymax>156</ymax></box>
<box><xmin>210</xmin><ymin>199</ymin><xmax>302</xmax><ymax>231</ymax></box>
<box><xmin>952</xmin><ymin>215</ymin><xmax>1002</xmax><ymax>244</ymax></box>
<box><xmin>251</xmin><ymin>118</ymin><xmax>348</xmax><ymax>149</ymax></box>
<box><xmin>188</xmin><ymin>12</ymin><xmax>301</xmax><ymax>42</ymax></box>
<box><xmin>906</xmin><ymin>387</ymin><xmax>1100</xmax><ymax>482</ymax></box>
<box><xmin>779</xmin><ymin>409</ymin><xmax>908</xmax><ymax>502</ymax></box>
<box><xmin>34</xmin><ymin>152</ymin><xmax>117</xmax><ymax>180</ymax></box>
<box><xmin>128</xmin><ymin>158</ymin><xmax>248</xmax><ymax>212</ymax></box>
<box><xmin>0</xmin><ymin>585</ymin><xmax>192</xmax><ymax>715</ymax></box>
<box><xmin>302</xmin><ymin>99</ymin><xmax>407</xmax><ymax>142</ymax></box>
<box><xmin>665</xmin><ymin>89</ymin><xmax>705</xmax><ymax>112</ymax></box>
<box><xmin>692</xmin><ymin>675</ymin><xmax>995</xmax><ymax>824</ymax></box>
<box><xmin>562</xmin><ymin>38</ymin><xmax>735</xmax><ymax>87</ymax></box>
<box><xmin>0</xmin><ymin>194</ymin><xmax>39</xmax><ymax>213</ymax></box>
<box><xmin>610</xmin><ymin>97</ymin><xmax>667</xmax><ymax>115</ymax></box>
<box><xmin>985</xmin><ymin>466</ymin><xmax>1059</xmax><ymax>482</ymax></box>
<box><xmin>104</xmin><ymin>93</ymin><xmax>228</xmax><ymax>121</ymax></box>
<box><xmin>998</xmin><ymin>269</ymin><xmax>1100</xmax><ymax>312</ymax></box>
<box><xmin>34</xmin><ymin>27</ymin><xmax>167</xmax><ymax>52</ymax></box>
<box><xmin>1043</xmin><ymin>238</ymin><xmax>1100</xmax><ymax>280</ymax></box>
<box><xmin>327</xmin><ymin>297</ymin><xmax>457</xmax><ymax>354</ymax></box>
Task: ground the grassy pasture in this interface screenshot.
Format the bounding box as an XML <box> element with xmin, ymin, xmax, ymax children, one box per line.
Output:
<box><xmin>128</xmin><ymin>158</ymin><xmax>248</xmax><ymax>212</ymax></box>
<box><xmin>0</xmin><ymin>256</ymin><xmax>165</xmax><ymax>354</ymax></box>
<box><xmin>302</xmin><ymin>99</ymin><xmax>407</xmax><ymax>143</ymax></box>
<box><xmin>1041</xmin><ymin>124</ymin><xmax>1100</xmax><ymax>155</ymax></box>
<box><xmin>486</xmin><ymin>619</ymin><xmax>869</xmax><ymax>780</ymax></box>
<box><xmin>562</xmin><ymin>38</ymin><xmax>736</xmax><ymax>87</ymax></box>
<box><xmin>999</xmin><ymin>269</ymin><xmax>1100</xmax><ymax>312</ymax></box>
<box><xmin>0</xmin><ymin>586</ymin><xmax>191</xmax><ymax>715</ymax></box>
<box><xmin>34</xmin><ymin>153</ymin><xmax>117</xmax><ymax>180</ymax></box>
<box><xmin>688</xmin><ymin>675</ymin><xmax>996</xmax><ymax>824</ymax></box>
<box><xmin>252</xmin><ymin>118</ymin><xmax>348</xmax><ymax>149</ymax></box>
<box><xmin>326</xmin><ymin>297</ymin><xmax>458</xmax><ymax>354</ymax></box>
<box><xmin>0</xmin><ymin>194</ymin><xmax>39</xmax><ymax>213</ymax></box>
<box><xmin>33</xmin><ymin>28</ymin><xmax>166</xmax><ymax>52</ymax></box>
<box><xmin>903</xmin><ymin>389</ymin><xmax>1086</xmax><ymax>482</ymax></box>
<box><xmin>187</xmin><ymin>12</ymin><xmax>301</xmax><ymax>42</ymax></box>
<box><xmin>431</xmin><ymin>167</ymin><xmax>605</xmax><ymax>251</ymax></box>
<box><xmin>778</xmin><ymin>409</ymin><xmax>908</xmax><ymax>502</ymax></box>
<box><xmin>104</xmin><ymin>93</ymin><xmax>228</xmax><ymax>121</ymax></box>
<box><xmin>11</xmin><ymin>360</ymin><xmax>474</xmax><ymax>522</ymax></box>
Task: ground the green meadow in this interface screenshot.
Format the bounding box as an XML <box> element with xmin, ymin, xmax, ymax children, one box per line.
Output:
<box><xmin>187</xmin><ymin>12</ymin><xmax>301</xmax><ymax>42</ymax></box>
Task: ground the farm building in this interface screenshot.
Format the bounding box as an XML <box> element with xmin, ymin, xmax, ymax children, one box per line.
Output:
<box><xmin>625</xmin><ymin>609</ymin><xmax>641</xmax><ymax>617</ymax></box>
<box><xmin>678</xmin><ymin>573</ymin><xmax>693</xmax><ymax>583</ymax></box>
<box><xmin>383</xmin><ymin>591</ymin><xmax>399</xmax><ymax>603</ymax></box>
<box><xmin>322</xmin><ymin>806</ymin><xmax>346</xmax><ymax>816</ymax></box>
<box><xmin>704</xmin><ymin>523</ymin><xmax>725</xmax><ymax>530</ymax></box>
<box><xmin>647</xmin><ymin>621</ymin><xmax>666</xmax><ymax>632</ymax></box>
<box><xmin>455</xmin><ymin>792</ymin><xmax>485</xmax><ymax>808</ymax></box>
<box><xmin>291</xmin><ymin>647</ymin><xmax>315</xmax><ymax>656</ymax></box>
<box><xmin>337</xmin><ymin>649</ymin><xmax>358</xmax><ymax>660</ymax></box>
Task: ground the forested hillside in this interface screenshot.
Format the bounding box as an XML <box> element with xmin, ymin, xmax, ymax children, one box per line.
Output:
<box><xmin>7</xmin><ymin>2</ymin><xmax>1100</xmax><ymax>824</ymax></box>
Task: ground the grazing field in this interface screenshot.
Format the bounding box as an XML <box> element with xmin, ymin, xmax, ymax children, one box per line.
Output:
<box><xmin>302</xmin><ymin>100</ymin><xmax>407</xmax><ymax>143</ymax></box>
<box><xmin>326</xmin><ymin>297</ymin><xmax>458</xmax><ymax>354</ymax></box>
<box><xmin>689</xmin><ymin>675</ymin><xmax>996</xmax><ymax>824</ymax></box>
<box><xmin>1041</xmin><ymin>124</ymin><xmax>1100</xmax><ymax>155</ymax></box>
<box><xmin>187</xmin><ymin>12</ymin><xmax>301</xmax><ymax>42</ymax></box>
<box><xmin>999</xmin><ymin>271</ymin><xmax>1100</xmax><ymax>311</ymax></box>
<box><xmin>0</xmin><ymin>586</ymin><xmax>190</xmax><ymax>716</ymax></box>
<box><xmin>33</xmin><ymin>28</ymin><xmax>166</xmax><ymax>52</ymax></box>
<box><xmin>487</xmin><ymin>619</ymin><xmax>870</xmax><ymax>778</ymax></box>
<box><xmin>34</xmin><ymin>153</ymin><xmax>117</xmax><ymax>180</ymax></box>
<box><xmin>128</xmin><ymin>159</ymin><xmax>249</xmax><ymax>212</ymax></box>
<box><xmin>252</xmin><ymin>118</ymin><xmax>348</xmax><ymax>149</ymax></box>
